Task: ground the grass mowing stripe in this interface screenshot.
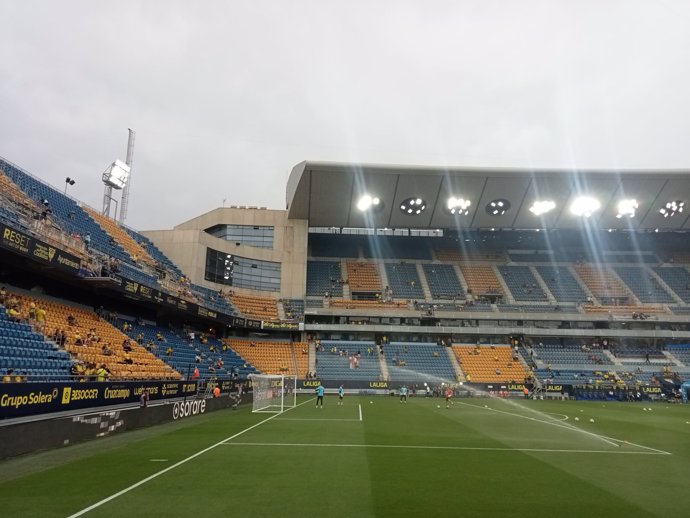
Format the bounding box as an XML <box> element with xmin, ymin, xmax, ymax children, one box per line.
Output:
<box><xmin>219</xmin><ymin>442</ymin><xmax>668</xmax><ymax>455</ymax></box>
<box><xmin>457</xmin><ymin>400</ymin><xmax>622</xmax><ymax>448</ymax></box>
<box><xmin>65</xmin><ymin>397</ymin><xmax>314</xmax><ymax>518</ymax></box>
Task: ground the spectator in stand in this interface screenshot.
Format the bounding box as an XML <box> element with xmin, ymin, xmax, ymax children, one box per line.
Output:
<box><xmin>156</xmin><ymin>331</ymin><xmax>166</xmax><ymax>342</ymax></box>
<box><xmin>7</xmin><ymin>306</ymin><xmax>22</xmax><ymax>323</ymax></box>
<box><xmin>67</xmin><ymin>314</ymin><xmax>77</xmax><ymax>326</ymax></box>
<box><xmin>102</xmin><ymin>343</ymin><xmax>113</xmax><ymax>356</ymax></box>
<box><xmin>0</xmin><ymin>286</ymin><xmax>6</xmax><ymax>305</ymax></box>
<box><xmin>2</xmin><ymin>369</ymin><xmax>14</xmax><ymax>383</ymax></box>
<box><xmin>27</xmin><ymin>302</ymin><xmax>37</xmax><ymax>321</ymax></box>
<box><xmin>122</xmin><ymin>339</ymin><xmax>133</xmax><ymax>352</ymax></box>
<box><xmin>166</xmin><ymin>346</ymin><xmax>174</xmax><ymax>356</ymax></box>
<box><xmin>96</xmin><ymin>364</ymin><xmax>109</xmax><ymax>381</ymax></box>
<box><xmin>35</xmin><ymin>305</ymin><xmax>47</xmax><ymax>331</ymax></box>
<box><xmin>124</xmin><ymin>352</ymin><xmax>133</xmax><ymax>364</ymax></box>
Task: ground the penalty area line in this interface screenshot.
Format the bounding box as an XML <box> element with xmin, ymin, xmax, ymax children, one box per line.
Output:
<box><xmin>66</xmin><ymin>397</ymin><xmax>315</xmax><ymax>518</ymax></box>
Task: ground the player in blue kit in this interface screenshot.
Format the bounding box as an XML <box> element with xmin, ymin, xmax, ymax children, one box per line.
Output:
<box><xmin>399</xmin><ymin>385</ymin><xmax>408</xmax><ymax>403</ymax></box>
<box><xmin>316</xmin><ymin>383</ymin><xmax>325</xmax><ymax>408</ymax></box>
<box><xmin>338</xmin><ymin>385</ymin><xmax>345</xmax><ymax>405</ymax></box>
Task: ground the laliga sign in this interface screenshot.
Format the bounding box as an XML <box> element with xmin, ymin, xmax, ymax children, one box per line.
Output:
<box><xmin>172</xmin><ymin>399</ymin><xmax>206</xmax><ymax>420</ymax></box>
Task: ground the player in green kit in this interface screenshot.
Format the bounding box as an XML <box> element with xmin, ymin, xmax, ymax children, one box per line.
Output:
<box><xmin>399</xmin><ymin>385</ymin><xmax>408</xmax><ymax>403</ymax></box>
<box><xmin>338</xmin><ymin>385</ymin><xmax>344</xmax><ymax>405</ymax></box>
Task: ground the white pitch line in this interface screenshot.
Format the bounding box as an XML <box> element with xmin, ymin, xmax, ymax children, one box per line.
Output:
<box><xmin>359</xmin><ymin>403</ymin><xmax>363</xmax><ymax>422</ymax></box>
<box><xmin>219</xmin><ymin>442</ymin><xmax>667</xmax><ymax>455</ymax></box>
<box><xmin>276</xmin><ymin>418</ymin><xmax>361</xmax><ymax>422</ymax></box>
<box><xmin>457</xmin><ymin>401</ymin><xmax>621</xmax><ymax>449</ymax></box>
<box><xmin>592</xmin><ymin>435</ymin><xmax>672</xmax><ymax>456</ymax></box>
<box><xmin>66</xmin><ymin>398</ymin><xmax>315</xmax><ymax>518</ymax></box>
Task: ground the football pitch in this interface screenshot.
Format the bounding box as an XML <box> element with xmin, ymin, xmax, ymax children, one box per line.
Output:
<box><xmin>2</xmin><ymin>395</ymin><xmax>690</xmax><ymax>517</ymax></box>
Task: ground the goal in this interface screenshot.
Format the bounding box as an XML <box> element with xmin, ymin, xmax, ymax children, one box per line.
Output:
<box><xmin>249</xmin><ymin>374</ymin><xmax>297</xmax><ymax>413</ymax></box>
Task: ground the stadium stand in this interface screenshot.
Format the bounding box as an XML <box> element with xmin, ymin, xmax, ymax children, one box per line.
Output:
<box><xmin>667</xmin><ymin>344</ymin><xmax>690</xmax><ymax>367</ymax></box>
<box><xmin>306</xmin><ymin>261</ymin><xmax>343</xmax><ymax>297</ymax></box>
<box><xmin>453</xmin><ymin>345</ymin><xmax>529</xmax><ymax>383</ymax></box>
<box><xmin>532</xmin><ymin>341</ymin><xmax>612</xmax><ymax>366</ymax></box>
<box><xmin>0</xmin><ymin>304</ymin><xmax>72</xmax><ymax>381</ymax></box>
<box><xmin>535</xmin><ymin>265</ymin><xmax>587</xmax><ymax>303</ymax></box>
<box><xmin>385</xmin><ymin>342</ymin><xmax>457</xmax><ymax>383</ymax></box>
<box><xmin>4</xmin><ymin>291</ymin><xmax>181</xmax><ymax>379</ymax></box>
<box><xmin>572</xmin><ymin>264</ymin><xmax>630</xmax><ymax>304</ymax></box>
<box><xmin>458</xmin><ymin>265</ymin><xmax>504</xmax><ymax>298</ymax></box>
<box><xmin>228</xmin><ymin>293</ymin><xmax>279</xmax><ymax>321</ymax></box>
<box><xmin>346</xmin><ymin>261</ymin><xmax>382</xmax><ymax>293</ymax></box>
<box><xmin>281</xmin><ymin>299</ymin><xmax>305</xmax><ymax>321</ymax></box>
<box><xmin>329</xmin><ymin>299</ymin><xmax>408</xmax><ymax>309</ymax></box>
<box><xmin>653</xmin><ymin>267</ymin><xmax>690</xmax><ymax>303</ymax></box>
<box><xmin>315</xmin><ymin>341</ymin><xmax>381</xmax><ymax>380</ymax></box>
<box><xmin>422</xmin><ymin>263</ymin><xmax>464</xmax><ymax>300</ymax></box>
<box><xmin>224</xmin><ymin>338</ymin><xmax>308</xmax><ymax>377</ymax></box>
<box><xmin>384</xmin><ymin>263</ymin><xmax>424</xmax><ymax>299</ymax></box>
<box><xmin>498</xmin><ymin>265</ymin><xmax>548</xmax><ymax>302</ymax></box>
<box><xmin>613</xmin><ymin>266</ymin><xmax>674</xmax><ymax>304</ymax></box>
<box><xmin>83</xmin><ymin>206</ymin><xmax>156</xmax><ymax>267</ymax></box>
<box><xmin>120</xmin><ymin>322</ymin><xmax>254</xmax><ymax>379</ymax></box>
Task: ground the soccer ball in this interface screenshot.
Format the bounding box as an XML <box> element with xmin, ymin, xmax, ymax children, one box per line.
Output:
<box><xmin>589</xmin><ymin>418</ymin><xmax>595</xmax><ymax>423</ymax></box>
<box><xmin>437</xmin><ymin>405</ymin><xmax>441</xmax><ymax>408</ymax></box>
<box><xmin>370</xmin><ymin>401</ymin><xmax>373</xmax><ymax>404</ymax></box>
<box><xmin>643</xmin><ymin>408</ymin><xmax>648</xmax><ymax>412</ymax></box>
<box><xmin>574</xmin><ymin>417</ymin><xmax>579</xmax><ymax>422</ymax></box>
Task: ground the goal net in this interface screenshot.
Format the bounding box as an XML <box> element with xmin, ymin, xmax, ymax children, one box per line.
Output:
<box><xmin>250</xmin><ymin>374</ymin><xmax>297</xmax><ymax>413</ymax></box>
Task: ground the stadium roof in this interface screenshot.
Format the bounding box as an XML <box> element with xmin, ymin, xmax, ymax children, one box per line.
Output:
<box><xmin>286</xmin><ymin>161</ymin><xmax>690</xmax><ymax>231</ymax></box>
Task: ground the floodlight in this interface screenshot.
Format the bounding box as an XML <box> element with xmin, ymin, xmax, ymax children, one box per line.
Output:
<box><xmin>659</xmin><ymin>200</ymin><xmax>685</xmax><ymax>218</ymax></box>
<box><xmin>103</xmin><ymin>160</ymin><xmax>131</xmax><ymax>190</ymax></box>
<box><xmin>357</xmin><ymin>194</ymin><xmax>381</xmax><ymax>212</ymax></box>
<box><xmin>570</xmin><ymin>196</ymin><xmax>600</xmax><ymax>217</ymax></box>
<box><xmin>446</xmin><ymin>196</ymin><xmax>471</xmax><ymax>216</ymax></box>
<box><xmin>616</xmin><ymin>199</ymin><xmax>638</xmax><ymax>219</ymax></box>
<box><xmin>529</xmin><ymin>200</ymin><xmax>556</xmax><ymax>216</ymax></box>
<box><xmin>486</xmin><ymin>199</ymin><xmax>510</xmax><ymax>216</ymax></box>
<box><xmin>400</xmin><ymin>197</ymin><xmax>427</xmax><ymax>215</ymax></box>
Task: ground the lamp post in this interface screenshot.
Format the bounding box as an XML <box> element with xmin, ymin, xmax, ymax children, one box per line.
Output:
<box><xmin>64</xmin><ymin>177</ymin><xmax>75</xmax><ymax>194</ymax></box>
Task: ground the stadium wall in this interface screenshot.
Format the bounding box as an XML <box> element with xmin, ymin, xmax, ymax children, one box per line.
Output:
<box><xmin>143</xmin><ymin>207</ymin><xmax>308</xmax><ymax>298</ymax></box>
<box><xmin>0</xmin><ymin>394</ymin><xmax>242</xmax><ymax>460</ymax></box>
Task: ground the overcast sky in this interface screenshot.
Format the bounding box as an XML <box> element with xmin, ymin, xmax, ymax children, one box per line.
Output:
<box><xmin>1</xmin><ymin>1</ymin><xmax>689</xmax><ymax>231</ymax></box>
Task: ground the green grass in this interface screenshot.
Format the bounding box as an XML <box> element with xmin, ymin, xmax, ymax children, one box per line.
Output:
<box><xmin>2</xmin><ymin>396</ymin><xmax>690</xmax><ymax>517</ymax></box>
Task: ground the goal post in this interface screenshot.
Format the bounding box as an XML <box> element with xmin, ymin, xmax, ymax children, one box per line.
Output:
<box><xmin>249</xmin><ymin>374</ymin><xmax>297</xmax><ymax>413</ymax></box>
